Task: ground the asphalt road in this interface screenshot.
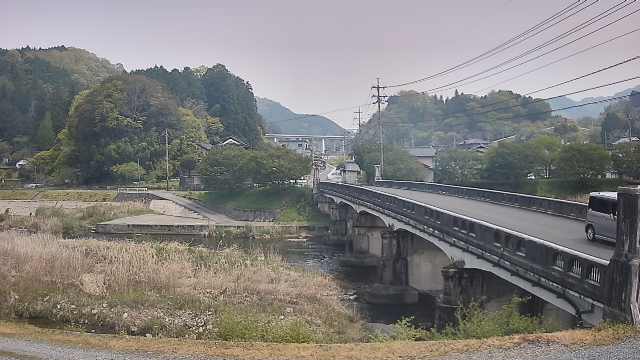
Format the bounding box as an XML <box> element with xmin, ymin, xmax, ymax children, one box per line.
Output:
<box><xmin>366</xmin><ymin>186</ymin><xmax>614</xmax><ymax>261</ymax></box>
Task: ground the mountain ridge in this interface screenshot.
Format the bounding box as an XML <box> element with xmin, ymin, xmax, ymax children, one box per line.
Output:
<box><xmin>257</xmin><ymin>97</ymin><xmax>346</xmax><ymax>136</ymax></box>
<box><xmin>547</xmin><ymin>84</ymin><xmax>640</xmax><ymax>119</ymax></box>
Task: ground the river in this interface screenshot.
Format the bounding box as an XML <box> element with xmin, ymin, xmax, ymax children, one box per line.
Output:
<box><xmin>276</xmin><ymin>237</ymin><xmax>437</xmax><ymax>328</ymax></box>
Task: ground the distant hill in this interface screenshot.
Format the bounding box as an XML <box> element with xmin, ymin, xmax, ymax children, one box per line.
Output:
<box><xmin>547</xmin><ymin>84</ymin><xmax>640</xmax><ymax>119</ymax></box>
<box><xmin>257</xmin><ymin>97</ymin><xmax>346</xmax><ymax>136</ymax></box>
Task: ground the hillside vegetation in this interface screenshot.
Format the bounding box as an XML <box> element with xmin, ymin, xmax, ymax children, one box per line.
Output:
<box><xmin>357</xmin><ymin>90</ymin><xmax>553</xmax><ymax>147</ymax></box>
<box><xmin>257</xmin><ymin>97</ymin><xmax>346</xmax><ymax>136</ymax></box>
<box><xmin>0</xmin><ymin>46</ymin><xmax>270</xmax><ymax>185</ymax></box>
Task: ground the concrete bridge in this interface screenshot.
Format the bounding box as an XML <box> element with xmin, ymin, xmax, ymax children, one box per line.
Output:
<box><xmin>315</xmin><ymin>180</ymin><xmax>640</xmax><ymax>327</ymax></box>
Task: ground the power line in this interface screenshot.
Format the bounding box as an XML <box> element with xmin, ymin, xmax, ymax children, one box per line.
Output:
<box><xmin>386</xmin><ymin>0</ymin><xmax>591</xmax><ymax>88</ymax></box>
<box><xmin>269</xmin><ymin>103</ymin><xmax>370</xmax><ymax>124</ymax></box>
<box><xmin>424</xmin><ymin>3</ymin><xmax>640</xmax><ymax>93</ymax></box>
<box><xmin>467</xmin><ymin>55</ymin><xmax>640</xmax><ymax>111</ymax></box>
<box><xmin>472</xmin><ymin>26</ymin><xmax>640</xmax><ymax>94</ymax></box>
<box><xmin>470</xmin><ymin>75</ymin><xmax>640</xmax><ymax>116</ymax></box>
<box><xmin>380</xmin><ymin>93</ymin><xmax>638</xmax><ymax>129</ymax></box>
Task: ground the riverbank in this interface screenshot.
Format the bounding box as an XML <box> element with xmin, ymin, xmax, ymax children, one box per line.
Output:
<box><xmin>0</xmin><ymin>203</ymin><xmax>151</xmax><ymax>237</ymax></box>
<box><xmin>0</xmin><ymin>232</ymin><xmax>361</xmax><ymax>343</ymax></box>
<box><xmin>183</xmin><ymin>186</ymin><xmax>329</xmax><ymax>224</ymax></box>
<box><xmin>0</xmin><ymin>321</ymin><xmax>636</xmax><ymax>360</ymax></box>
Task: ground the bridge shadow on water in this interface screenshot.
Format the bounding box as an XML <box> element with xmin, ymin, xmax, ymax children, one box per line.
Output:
<box><xmin>277</xmin><ymin>238</ymin><xmax>437</xmax><ymax>328</ymax></box>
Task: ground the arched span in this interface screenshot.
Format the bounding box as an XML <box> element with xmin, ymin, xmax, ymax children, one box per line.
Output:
<box><xmin>321</xmin><ymin>194</ymin><xmax>603</xmax><ymax>325</ymax></box>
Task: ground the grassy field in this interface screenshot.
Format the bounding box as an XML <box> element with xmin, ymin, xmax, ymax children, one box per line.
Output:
<box><xmin>0</xmin><ymin>233</ymin><xmax>361</xmax><ymax>343</ymax></box>
<box><xmin>0</xmin><ymin>203</ymin><xmax>150</xmax><ymax>237</ymax></box>
<box><xmin>186</xmin><ymin>186</ymin><xmax>329</xmax><ymax>224</ymax></box>
<box><xmin>0</xmin><ymin>190</ymin><xmax>117</xmax><ymax>202</ymax></box>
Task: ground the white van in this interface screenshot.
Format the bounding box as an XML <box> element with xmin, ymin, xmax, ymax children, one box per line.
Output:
<box><xmin>585</xmin><ymin>192</ymin><xmax>617</xmax><ymax>243</ymax></box>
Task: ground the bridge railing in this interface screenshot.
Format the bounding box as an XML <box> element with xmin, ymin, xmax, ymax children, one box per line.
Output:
<box><xmin>117</xmin><ymin>187</ymin><xmax>149</xmax><ymax>193</ymax></box>
<box><xmin>375</xmin><ymin>180</ymin><xmax>587</xmax><ymax>220</ymax></box>
<box><xmin>319</xmin><ymin>182</ymin><xmax>606</xmax><ymax>305</ymax></box>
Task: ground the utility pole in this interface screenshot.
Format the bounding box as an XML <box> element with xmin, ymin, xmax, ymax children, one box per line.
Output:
<box><xmin>353</xmin><ymin>107</ymin><xmax>362</xmax><ymax>132</ymax></box>
<box><xmin>164</xmin><ymin>129</ymin><xmax>169</xmax><ymax>191</ymax></box>
<box><xmin>372</xmin><ymin>78</ymin><xmax>387</xmax><ymax>178</ymax></box>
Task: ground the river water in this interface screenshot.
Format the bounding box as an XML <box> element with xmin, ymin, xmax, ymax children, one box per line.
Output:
<box><xmin>276</xmin><ymin>237</ymin><xmax>436</xmax><ymax>327</ymax></box>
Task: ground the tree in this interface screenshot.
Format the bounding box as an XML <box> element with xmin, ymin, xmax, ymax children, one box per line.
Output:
<box><xmin>483</xmin><ymin>142</ymin><xmax>541</xmax><ymax>182</ymax></box>
<box><xmin>34</xmin><ymin>112</ymin><xmax>56</xmax><ymax>150</ymax></box>
<box><xmin>111</xmin><ymin>162</ymin><xmax>145</xmax><ymax>184</ymax></box>
<box><xmin>0</xmin><ymin>141</ymin><xmax>12</xmax><ymax>160</ymax></box>
<box><xmin>530</xmin><ymin>135</ymin><xmax>561</xmax><ymax>178</ymax></box>
<box><xmin>55</xmin><ymin>74</ymin><xmax>181</xmax><ymax>183</ymax></box>
<box><xmin>435</xmin><ymin>149</ymin><xmax>482</xmax><ymax>184</ymax></box>
<box><xmin>611</xmin><ymin>143</ymin><xmax>640</xmax><ymax>180</ymax></box>
<box><xmin>555</xmin><ymin>143</ymin><xmax>610</xmax><ymax>180</ymax></box>
<box><xmin>199</xmin><ymin>144</ymin><xmax>309</xmax><ymax>191</ymax></box>
<box><xmin>353</xmin><ymin>143</ymin><xmax>423</xmax><ymax>183</ymax></box>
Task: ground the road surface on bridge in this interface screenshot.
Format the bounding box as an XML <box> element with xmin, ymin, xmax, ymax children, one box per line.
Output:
<box><xmin>364</xmin><ymin>186</ymin><xmax>614</xmax><ymax>261</ymax></box>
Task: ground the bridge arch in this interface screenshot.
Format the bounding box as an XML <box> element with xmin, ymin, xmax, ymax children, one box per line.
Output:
<box><xmin>320</xmin><ymin>193</ymin><xmax>600</xmax><ymax>324</ymax></box>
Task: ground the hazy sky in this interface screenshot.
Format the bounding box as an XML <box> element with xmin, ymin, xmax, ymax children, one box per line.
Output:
<box><xmin>2</xmin><ymin>0</ymin><xmax>639</xmax><ymax>128</ymax></box>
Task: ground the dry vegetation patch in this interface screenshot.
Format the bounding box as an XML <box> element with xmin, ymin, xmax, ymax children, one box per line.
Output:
<box><xmin>0</xmin><ymin>232</ymin><xmax>361</xmax><ymax>343</ymax></box>
<box><xmin>0</xmin><ymin>202</ymin><xmax>150</xmax><ymax>237</ymax></box>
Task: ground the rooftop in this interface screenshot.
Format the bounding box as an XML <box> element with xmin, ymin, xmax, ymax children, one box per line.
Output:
<box><xmin>405</xmin><ymin>147</ymin><xmax>436</xmax><ymax>157</ymax></box>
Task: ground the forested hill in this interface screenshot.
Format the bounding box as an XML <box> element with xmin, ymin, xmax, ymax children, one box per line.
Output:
<box><xmin>257</xmin><ymin>97</ymin><xmax>346</xmax><ymax>136</ymax></box>
<box><xmin>547</xmin><ymin>84</ymin><xmax>640</xmax><ymax>119</ymax></box>
<box><xmin>0</xmin><ymin>46</ymin><xmax>123</xmax><ymax>153</ymax></box>
<box><xmin>133</xmin><ymin>65</ymin><xmax>263</xmax><ymax>145</ymax></box>
<box><xmin>1</xmin><ymin>47</ymin><xmax>263</xmax><ymax>159</ymax></box>
<box><xmin>356</xmin><ymin>90</ymin><xmax>553</xmax><ymax>147</ymax></box>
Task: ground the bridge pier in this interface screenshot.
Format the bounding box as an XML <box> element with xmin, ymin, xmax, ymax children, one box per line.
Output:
<box><xmin>603</xmin><ymin>186</ymin><xmax>640</xmax><ymax>324</ymax></box>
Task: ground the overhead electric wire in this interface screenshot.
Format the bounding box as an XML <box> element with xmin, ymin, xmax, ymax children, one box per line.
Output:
<box><xmin>269</xmin><ymin>103</ymin><xmax>370</xmax><ymax>125</ymax></box>
<box><xmin>470</xmin><ymin>76</ymin><xmax>640</xmax><ymax>116</ymax></box>
<box><xmin>424</xmin><ymin>4</ymin><xmax>640</xmax><ymax>93</ymax></box>
<box><xmin>468</xmin><ymin>55</ymin><xmax>640</xmax><ymax>111</ymax></box>
<box><xmin>385</xmin><ymin>0</ymin><xmax>592</xmax><ymax>88</ymax></box>
<box><xmin>473</xmin><ymin>26</ymin><xmax>640</xmax><ymax>94</ymax></box>
<box><xmin>380</xmin><ymin>93</ymin><xmax>638</xmax><ymax>129</ymax></box>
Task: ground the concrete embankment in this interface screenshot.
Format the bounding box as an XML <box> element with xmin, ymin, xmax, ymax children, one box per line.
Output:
<box><xmin>95</xmin><ymin>214</ymin><xmax>328</xmax><ymax>237</ymax></box>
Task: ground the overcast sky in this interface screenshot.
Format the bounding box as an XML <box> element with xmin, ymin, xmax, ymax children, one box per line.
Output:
<box><xmin>2</xmin><ymin>0</ymin><xmax>639</xmax><ymax>128</ymax></box>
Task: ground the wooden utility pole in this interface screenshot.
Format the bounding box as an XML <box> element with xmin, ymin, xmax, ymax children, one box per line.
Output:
<box><xmin>372</xmin><ymin>78</ymin><xmax>387</xmax><ymax>177</ymax></box>
<box><xmin>165</xmin><ymin>129</ymin><xmax>170</xmax><ymax>191</ymax></box>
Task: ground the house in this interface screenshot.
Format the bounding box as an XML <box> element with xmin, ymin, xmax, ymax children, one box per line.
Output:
<box><xmin>341</xmin><ymin>160</ymin><xmax>361</xmax><ymax>184</ymax></box>
<box><xmin>612</xmin><ymin>137</ymin><xmax>640</xmax><ymax>145</ymax></box>
<box><xmin>457</xmin><ymin>139</ymin><xmax>490</xmax><ymax>151</ymax></box>
<box><xmin>405</xmin><ymin>147</ymin><xmax>436</xmax><ymax>182</ymax></box>
<box><xmin>219</xmin><ymin>136</ymin><xmax>249</xmax><ymax>148</ymax></box>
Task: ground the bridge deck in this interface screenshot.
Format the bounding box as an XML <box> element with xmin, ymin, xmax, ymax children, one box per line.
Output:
<box><xmin>366</xmin><ymin>186</ymin><xmax>614</xmax><ymax>261</ymax></box>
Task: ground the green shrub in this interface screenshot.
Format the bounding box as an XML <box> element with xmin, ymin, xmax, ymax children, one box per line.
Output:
<box><xmin>216</xmin><ymin>310</ymin><xmax>314</xmax><ymax>343</ymax></box>
<box><xmin>436</xmin><ymin>297</ymin><xmax>546</xmax><ymax>340</ymax></box>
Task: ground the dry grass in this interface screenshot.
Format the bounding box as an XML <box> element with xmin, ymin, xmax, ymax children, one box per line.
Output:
<box><xmin>0</xmin><ymin>321</ymin><xmax>636</xmax><ymax>360</ymax></box>
<box><xmin>0</xmin><ymin>190</ymin><xmax>116</xmax><ymax>202</ymax></box>
<box><xmin>0</xmin><ymin>202</ymin><xmax>150</xmax><ymax>237</ymax></box>
<box><xmin>0</xmin><ymin>232</ymin><xmax>361</xmax><ymax>342</ymax></box>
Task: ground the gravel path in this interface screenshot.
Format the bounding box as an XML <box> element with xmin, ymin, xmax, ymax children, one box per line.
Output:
<box><xmin>1</xmin><ymin>336</ymin><xmax>640</xmax><ymax>360</ymax></box>
<box><xmin>0</xmin><ymin>337</ymin><xmax>219</xmax><ymax>360</ymax></box>
<box><xmin>435</xmin><ymin>337</ymin><xmax>640</xmax><ymax>360</ymax></box>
